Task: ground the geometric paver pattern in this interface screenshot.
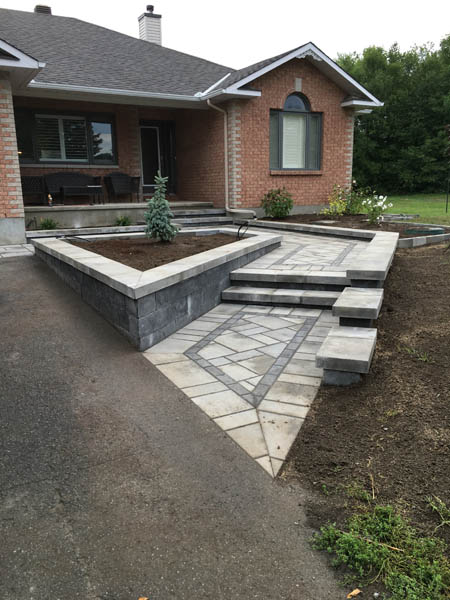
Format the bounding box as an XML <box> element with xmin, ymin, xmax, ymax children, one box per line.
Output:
<box><xmin>144</xmin><ymin>303</ymin><xmax>339</xmax><ymax>477</ymax></box>
<box><xmin>244</xmin><ymin>226</ymin><xmax>367</xmax><ymax>272</ymax></box>
<box><xmin>144</xmin><ymin>228</ymin><xmax>362</xmax><ymax>477</ymax></box>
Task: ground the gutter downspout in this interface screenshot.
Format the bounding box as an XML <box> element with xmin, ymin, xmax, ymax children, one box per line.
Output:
<box><xmin>206</xmin><ymin>98</ymin><xmax>255</xmax><ymax>219</ymax></box>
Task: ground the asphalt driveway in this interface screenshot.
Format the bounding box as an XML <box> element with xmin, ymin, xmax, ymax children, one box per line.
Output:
<box><xmin>0</xmin><ymin>255</ymin><xmax>340</xmax><ymax>600</ymax></box>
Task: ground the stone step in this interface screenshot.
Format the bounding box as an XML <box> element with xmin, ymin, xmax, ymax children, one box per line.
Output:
<box><xmin>316</xmin><ymin>326</ymin><xmax>377</xmax><ymax>383</ymax></box>
<box><xmin>230</xmin><ymin>268</ymin><xmax>348</xmax><ymax>290</ymax></box>
<box><xmin>332</xmin><ymin>287</ymin><xmax>383</xmax><ymax>320</ymax></box>
<box><xmin>221</xmin><ymin>286</ymin><xmax>340</xmax><ymax>307</ymax></box>
<box><xmin>173</xmin><ymin>216</ymin><xmax>233</xmax><ymax>226</ymax></box>
<box><xmin>171</xmin><ymin>209</ymin><xmax>226</xmax><ymax>217</ymax></box>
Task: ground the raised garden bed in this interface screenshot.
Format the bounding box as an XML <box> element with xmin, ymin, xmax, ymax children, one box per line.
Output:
<box><xmin>68</xmin><ymin>234</ymin><xmax>234</xmax><ymax>270</ymax></box>
<box><xmin>33</xmin><ymin>229</ymin><xmax>282</xmax><ymax>350</ymax></box>
<box><xmin>262</xmin><ymin>213</ymin><xmax>450</xmax><ymax>238</ymax></box>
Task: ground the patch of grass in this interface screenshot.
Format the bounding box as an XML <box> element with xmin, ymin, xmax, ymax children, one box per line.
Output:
<box><xmin>38</xmin><ymin>218</ymin><xmax>59</xmax><ymax>230</ymax></box>
<box><xmin>402</xmin><ymin>346</ymin><xmax>434</xmax><ymax>363</ymax></box>
<box><xmin>427</xmin><ymin>496</ymin><xmax>450</xmax><ymax>533</ymax></box>
<box><xmin>386</xmin><ymin>194</ymin><xmax>450</xmax><ymax>226</ymax></box>
<box><xmin>344</xmin><ymin>482</ymin><xmax>372</xmax><ymax>504</ymax></box>
<box><xmin>313</xmin><ymin>504</ymin><xmax>450</xmax><ymax>600</ymax></box>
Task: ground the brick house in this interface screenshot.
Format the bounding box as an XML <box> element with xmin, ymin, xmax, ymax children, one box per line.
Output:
<box><xmin>0</xmin><ymin>5</ymin><xmax>382</xmax><ymax>244</ymax></box>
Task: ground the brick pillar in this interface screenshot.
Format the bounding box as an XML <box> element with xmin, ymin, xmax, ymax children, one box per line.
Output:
<box><xmin>0</xmin><ymin>78</ymin><xmax>25</xmax><ymax>244</ymax></box>
<box><xmin>343</xmin><ymin>109</ymin><xmax>355</xmax><ymax>188</ymax></box>
<box><xmin>227</xmin><ymin>101</ymin><xmax>242</xmax><ymax>209</ymax></box>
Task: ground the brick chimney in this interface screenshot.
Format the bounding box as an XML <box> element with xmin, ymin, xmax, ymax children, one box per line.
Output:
<box><xmin>138</xmin><ymin>5</ymin><xmax>162</xmax><ymax>45</ymax></box>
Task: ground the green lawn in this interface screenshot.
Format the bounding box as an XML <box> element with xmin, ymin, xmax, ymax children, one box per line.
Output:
<box><xmin>386</xmin><ymin>193</ymin><xmax>450</xmax><ymax>225</ymax></box>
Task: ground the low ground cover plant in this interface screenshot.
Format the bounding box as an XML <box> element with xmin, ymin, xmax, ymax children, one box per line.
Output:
<box><xmin>145</xmin><ymin>172</ymin><xmax>178</xmax><ymax>242</ymax></box>
<box><xmin>114</xmin><ymin>215</ymin><xmax>132</xmax><ymax>227</ymax></box>
<box><xmin>313</xmin><ymin>503</ymin><xmax>450</xmax><ymax>599</ymax></box>
<box><xmin>38</xmin><ymin>218</ymin><xmax>59</xmax><ymax>230</ymax></box>
<box><xmin>261</xmin><ymin>187</ymin><xmax>293</xmax><ymax>218</ymax></box>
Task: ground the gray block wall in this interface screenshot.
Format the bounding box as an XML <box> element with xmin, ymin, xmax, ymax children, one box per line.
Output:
<box><xmin>36</xmin><ymin>242</ymin><xmax>279</xmax><ymax>351</ymax></box>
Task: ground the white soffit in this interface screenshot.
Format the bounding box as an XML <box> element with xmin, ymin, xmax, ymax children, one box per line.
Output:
<box><xmin>0</xmin><ymin>38</ymin><xmax>44</xmax><ymax>89</ymax></box>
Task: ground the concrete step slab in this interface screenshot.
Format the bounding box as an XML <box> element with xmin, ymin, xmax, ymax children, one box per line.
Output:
<box><xmin>316</xmin><ymin>327</ymin><xmax>377</xmax><ymax>374</ymax></box>
<box><xmin>332</xmin><ymin>287</ymin><xmax>383</xmax><ymax>320</ymax></box>
<box><xmin>221</xmin><ymin>286</ymin><xmax>340</xmax><ymax>307</ymax></box>
<box><xmin>230</xmin><ymin>268</ymin><xmax>348</xmax><ymax>286</ymax></box>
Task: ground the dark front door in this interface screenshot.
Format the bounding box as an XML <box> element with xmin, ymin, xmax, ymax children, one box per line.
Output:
<box><xmin>140</xmin><ymin>126</ymin><xmax>161</xmax><ymax>186</ymax></box>
<box><xmin>139</xmin><ymin>120</ymin><xmax>176</xmax><ymax>193</ymax></box>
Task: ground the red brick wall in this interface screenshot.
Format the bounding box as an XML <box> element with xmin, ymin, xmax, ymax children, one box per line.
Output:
<box><xmin>176</xmin><ymin>108</ymin><xmax>225</xmax><ymax>207</ymax></box>
<box><xmin>0</xmin><ymin>80</ymin><xmax>24</xmax><ymax>220</ymax></box>
<box><xmin>233</xmin><ymin>58</ymin><xmax>355</xmax><ymax>210</ymax></box>
<box><xmin>13</xmin><ymin>96</ymin><xmax>225</xmax><ymax>205</ymax></box>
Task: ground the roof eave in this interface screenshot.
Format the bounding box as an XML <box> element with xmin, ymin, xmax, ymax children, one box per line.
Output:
<box><xmin>0</xmin><ymin>38</ymin><xmax>45</xmax><ymax>89</ymax></box>
<box><xmin>224</xmin><ymin>42</ymin><xmax>383</xmax><ymax>107</ymax></box>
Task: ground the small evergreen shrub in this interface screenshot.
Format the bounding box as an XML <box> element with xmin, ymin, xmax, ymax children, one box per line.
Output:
<box><xmin>144</xmin><ymin>172</ymin><xmax>178</xmax><ymax>242</ymax></box>
<box><xmin>261</xmin><ymin>187</ymin><xmax>293</xmax><ymax>218</ymax></box>
<box><xmin>114</xmin><ymin>215</ymin><xmax>132</xmax><ymax>227</ymax></box>
<box><xmin>38</xmin><ymin>218</ymin><xmax>59</xmax><ymax>230</ymax></box>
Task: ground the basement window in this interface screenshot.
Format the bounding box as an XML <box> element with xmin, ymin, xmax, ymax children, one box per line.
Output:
<box><xmin>270</xmin><ymin>93</ymin><xmax>322</xmax><ymax>170</ymax></box>
<box><xmin>15</xmin><ymin>109</ymin><xmax>117</xmax><ymax>165</ymax></box>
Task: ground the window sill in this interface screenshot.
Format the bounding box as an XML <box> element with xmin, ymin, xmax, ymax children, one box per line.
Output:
<box><xmin>270</xmin><ymin>170</ymin><xmax>322</xmax><ymax>176</ymax></box>
<box><xmin>20</xmin><ymin>164</ymin><xmax>120</xmax><ymax>169</ymax></box>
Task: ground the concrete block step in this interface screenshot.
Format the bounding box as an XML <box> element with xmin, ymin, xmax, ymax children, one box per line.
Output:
<box><xmin>332</xmin><ymin>287</ymin><xmax>383</xmax><ymax>320</ymax></box>
<box><xmin>173</xmin><ymin>217</ymin><xmax>233</xmax><ymax>226</ymax></box>
<box><xmin>221</xmin><ymin>286</ymin><xmax>340</xmax><ymax>307</ymax></box>
<box><xmin>230</xmin><ymin>268</ymin><xmax>348</xmax><ymax>290</ymax></box>
<box><xmin>171</xmin><ymin>209</ymin><xmax>226</xmax><ymax>217</ymax></box>
<box><xmin>316</xmin><ymin>326</ymin><xmax>377</xmax><ymax>374</ymax></box>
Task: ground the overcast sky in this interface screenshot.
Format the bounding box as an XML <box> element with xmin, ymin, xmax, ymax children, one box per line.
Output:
<box><xmin>3</xmin><ymin>0</ymin><xmax>450</xmax><ymax>68</ymax></box>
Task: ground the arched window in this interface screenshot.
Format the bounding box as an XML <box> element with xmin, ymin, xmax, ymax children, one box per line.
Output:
<box><xmin>270</xmin><ymin>93</ymin><xmax>322</xmax><ymax>170</ymax></box>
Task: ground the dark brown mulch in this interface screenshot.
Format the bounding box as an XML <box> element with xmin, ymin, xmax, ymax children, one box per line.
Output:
<box><xmin>69</xmin><ymin>234</ymin><xmax>234</xmax><ymax>271</ymax></box>
<box><xmin>284</xmin><ymin>242</ymin><xmax>450</xmax><ymax>547</ymax></box>
<box><xmin>262</xmin><ymin>213</ymin><xmax>449</xmax><ymax>237</ymax></box>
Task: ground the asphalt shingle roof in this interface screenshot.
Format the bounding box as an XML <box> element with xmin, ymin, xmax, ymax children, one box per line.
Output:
<box><xmin>0</xmin><ymin>8</ymin><xmax>233</xmax><ymax>96</ymax></box>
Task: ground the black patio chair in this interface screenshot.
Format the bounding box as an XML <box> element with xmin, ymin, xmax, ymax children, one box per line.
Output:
<box><xmin>21</xmin><ymin>175</ymin><xmax>47</xmax><ymax>205</ymax></box>
<box><xmin>44</xmin><ymin>172</ymin><xmax>103</xmax><ymax>204</ymax></box>
<box><xmin>104</xmin><ymin>172</ymin><xmax>141</xmax><ymax>203</ymax></box>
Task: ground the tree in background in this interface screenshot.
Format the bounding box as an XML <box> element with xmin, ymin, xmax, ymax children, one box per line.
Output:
<box><xmin>338</xmin><ymin>36</ymin><xmax>450</xmax><ymax>193</ymax></box>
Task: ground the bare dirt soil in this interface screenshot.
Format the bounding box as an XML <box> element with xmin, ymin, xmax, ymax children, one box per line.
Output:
<box><xmin>284</xmin><ymin>243</ymin><xmax>450</xmax><ymax>549</ymax></box>
<box><xmin>69</xmin><ymin>234</ymin><xmax>234</xmax><ymax>271</ymax></box>
<box><xmin>262</xmin><ymin>213</ymin><xmax>449</xmax><ymax>237</ymax></box>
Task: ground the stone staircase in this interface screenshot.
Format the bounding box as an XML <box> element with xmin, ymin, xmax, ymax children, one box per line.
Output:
<box><xmin>221</xmin><ymin>266</ymin><xmax>384</xmax><ymax>384</ymax></box>
<box><xmin>171</xmin><ymin>207</ymin><xmax>233</xmax><ymax>227</ymax></box>
<box><xmin>222</xmin><ymin>268</ymin><xmax>349</xmax><ymax>310</ymax></box>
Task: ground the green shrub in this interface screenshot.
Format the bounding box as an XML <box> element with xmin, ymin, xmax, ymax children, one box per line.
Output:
<box><xmin>313</xmin><ymin>504</ymin><xmax>450</xmax><ymax>600</ymax></box>
<box><xmin>261</xmin><ymin>187</ymin><xmax>293</xmax><ymax>218</ymax></box>
<box><xmin>322</xmin><ymin>183</ymin><xmax>366</xmax><ymax>217</ymax></box>
<box><xmin>144</xmin><ymin>171</ymin><xmax>178</xmax><ymax>242</ymax></box>
<box><xmin>38</xmin><ymin>218</ymin><xmax>59</xmax><ymax>230</ymax></box>
<box><xmin>114</xmin><ymin>215</ymin><xmax>132</xmax><ymax>227</ymax></box>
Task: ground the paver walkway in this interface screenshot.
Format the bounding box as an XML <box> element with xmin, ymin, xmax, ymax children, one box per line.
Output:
<box><xmin>244</xmin><ymin>226</ymin><xmax>367</xmax><ymax>272</ymax></box>
<box><xmin>145</xmin><ymin>303</ymin><xmax>338</xmax><ymax>476</ymax></box>
<box><xmin>146</xmin><ymin>228</ymin><xmax>367</xmax><ymax>476</ymax></box>
<box><xmin>0</xmin><ymin>243</ymin><xmax>34</xmax><ymax>258</ymax></box>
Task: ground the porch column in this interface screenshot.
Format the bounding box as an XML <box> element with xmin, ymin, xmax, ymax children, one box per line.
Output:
<box><xmin>0</xmin><ymin>78</ymin><xmax>25</xmax><ymax>244</ymax></box>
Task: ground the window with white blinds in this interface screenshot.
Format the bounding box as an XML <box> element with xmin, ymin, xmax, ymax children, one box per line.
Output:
<box><xmin>269</xmin><ymin>93</ymin><xmax>322</xmax><ymax>171</ymax></box>
<box><xmin>282</xmin><ymin>114</ymin><xmax>306</xmax><ymax>169</ymax></box>
<box><xmin>36</xmin><ymin>115</ymin><xmax>88</xmax><ymax>162</ymax></box>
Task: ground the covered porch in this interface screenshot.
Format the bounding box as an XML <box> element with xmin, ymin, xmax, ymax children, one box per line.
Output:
<box><xmin>14</xmin><ymin>93</ymin><xmax>227</xmax><ymax>215</ymax></box>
